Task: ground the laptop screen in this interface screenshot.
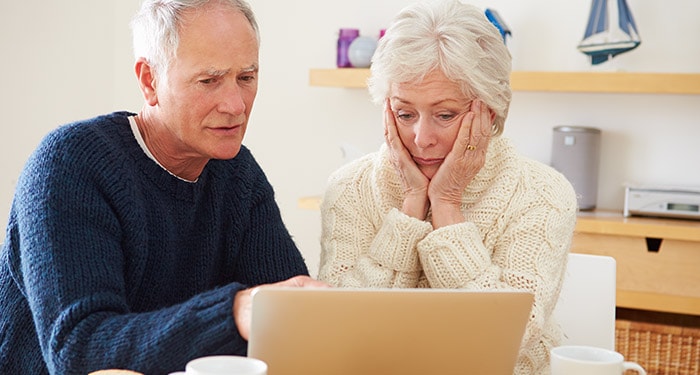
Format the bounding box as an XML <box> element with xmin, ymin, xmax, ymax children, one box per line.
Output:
<box><xmin>248</xmin><ymin>288</ymin><xmax>533</xmax><ymax>375</ymax></box>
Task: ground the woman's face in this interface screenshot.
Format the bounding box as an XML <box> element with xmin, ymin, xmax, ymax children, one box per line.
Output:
<box><xmin>389</xmin><ymin>70</ymin><xmax>473</xmax><ymax>180</ymax></box>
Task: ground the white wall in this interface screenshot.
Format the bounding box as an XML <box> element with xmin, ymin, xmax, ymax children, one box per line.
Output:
<box><xmin>0</xmin><ymin>0</ymin><xmax>143</xmax><ymax>236</ymax></box>
<box><xmin>1</xmin><ymin>1</ymin><xmax>699</xmax><ymax>278</ymax></box>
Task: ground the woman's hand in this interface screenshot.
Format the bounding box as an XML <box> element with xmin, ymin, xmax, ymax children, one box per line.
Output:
<box><xmin>384</xmin><ymin>99</ymin><xmax>430</xmax><ymax>220</ymax></box>
<box><xmin>429</xmin><ymin>99</ymin><xmax>492</xmax><ymax>228</ymax></box>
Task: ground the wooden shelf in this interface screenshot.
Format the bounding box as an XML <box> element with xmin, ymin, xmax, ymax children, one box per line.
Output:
<box><xmin>310</xmin><ymin>68</ymin><xmax>371</xmax><ymax>88</ymax></box>
<box><xmin>298</xmin><ymin>195</ymin><xmax>322</xmax><ymax>210</ymax></box>
<box><xmin>309</xmin><ymin>69</ymin><xmax>700</xmax><ymax>95</ymax></box>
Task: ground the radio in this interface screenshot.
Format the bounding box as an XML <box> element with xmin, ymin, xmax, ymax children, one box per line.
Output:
<box><xmin>624</xmin><ymin>185</ymin><xmax>700</xmax><ymax>220</ymax></box>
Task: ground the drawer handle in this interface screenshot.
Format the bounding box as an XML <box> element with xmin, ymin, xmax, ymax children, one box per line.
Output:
<box><xmin>645</xmin><ymin>237</ymin><xmax>662</xmax><ymax>252</ymax></box>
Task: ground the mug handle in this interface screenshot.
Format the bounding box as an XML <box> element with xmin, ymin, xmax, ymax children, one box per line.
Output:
<box><xmin>623</xmin><ymin>361</ymin><xmax>646</xmax><ymax>375</ymax></box>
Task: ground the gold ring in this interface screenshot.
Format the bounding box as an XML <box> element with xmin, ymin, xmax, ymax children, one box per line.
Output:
<box><xmin>467</xmin><ymin>145</ymin><xmax>476</xmax><ymax>151</ymax></box>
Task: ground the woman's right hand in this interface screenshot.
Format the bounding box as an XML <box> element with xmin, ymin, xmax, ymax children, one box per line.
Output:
<box><xmin>384</xmin><ymin>100</ymin><xmax>429</xmax><ymax>220</ymax></box>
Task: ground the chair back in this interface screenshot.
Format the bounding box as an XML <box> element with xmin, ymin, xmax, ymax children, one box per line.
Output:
<box><xmin>553</xmin><ymin>253</ymin><xmax>617</xmax><ymax>350</ymax></box>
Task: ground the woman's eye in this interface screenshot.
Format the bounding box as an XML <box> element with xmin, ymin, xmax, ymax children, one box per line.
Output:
<box><xmin>395</xmin><ymin>111</ymin><xmax>414</xmax><ymax>121</ymax></box>
<box><xmin>438</xmin><ymin>113</ymin><xmax>455</xmax><ymax>120</ymax></box>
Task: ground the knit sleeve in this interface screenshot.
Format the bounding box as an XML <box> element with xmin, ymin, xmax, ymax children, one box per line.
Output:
<box><xmin>232</xmin><ymin>149</ymin><xmax>310</xmax><ymax>283</ymax></box>
<box><xmin>318</xmin><ymin>161</ymin><xmax>432</xmax><ymax>288</ymax></box>
<box><xmin>417</xmin><ymin>221</ymin><xmax>493</xmax><ymax>289</ymax></box>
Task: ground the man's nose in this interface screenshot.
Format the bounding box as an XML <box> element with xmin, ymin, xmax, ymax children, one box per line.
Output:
<box><xmin>218</xmin><ymin>82</ymin><xmax>246</xmax><ymax>115</ymax></box>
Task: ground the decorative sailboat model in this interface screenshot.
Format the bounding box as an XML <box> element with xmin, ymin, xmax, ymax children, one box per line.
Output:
<box><xmin>578</xmin><ymin>0</ymin><xmax>641</xmax><ymax>65</ymax></box>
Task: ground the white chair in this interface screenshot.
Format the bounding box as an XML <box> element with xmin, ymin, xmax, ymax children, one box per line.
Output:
<box><xmin>553</xmin><ymin>253</ymin><xmax>617</xmax><ymax>350</ymax></box>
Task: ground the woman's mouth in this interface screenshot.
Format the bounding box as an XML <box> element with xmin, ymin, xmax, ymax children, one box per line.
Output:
<box><xmin>412</xmin><ymin>156</ymin><xmax>443</xmax><ymax>166</ymax></box>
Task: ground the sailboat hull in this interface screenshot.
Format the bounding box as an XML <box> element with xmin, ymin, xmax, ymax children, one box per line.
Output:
<box><xmin>578</xmin><ymin>0</ymin><xmax>641</xmax><ymax>64</ymax></box>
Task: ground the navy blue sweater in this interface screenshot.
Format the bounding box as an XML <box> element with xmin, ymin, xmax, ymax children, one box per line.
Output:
<box><xmin>0</xmin><ymin>112</ymin><xmax>309</xmax><ymax>374</ymax></box>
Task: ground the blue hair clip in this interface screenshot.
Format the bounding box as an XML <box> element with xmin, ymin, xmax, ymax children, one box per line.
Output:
<box><xmin>485</xmin><ymin>8</ymin><xmax>511</xmax><ymax>44</ymax></box>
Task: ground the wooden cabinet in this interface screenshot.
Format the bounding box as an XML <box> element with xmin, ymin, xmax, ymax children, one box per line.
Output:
<box><xmin>309</xmin><ymin>69</ymin><xmax>700</xmax><ymax>94</ymax></box>
<box><xmin>572</xmin><ymin>211</ymin><xmax>700</xmax><ymax>316</ymax></box>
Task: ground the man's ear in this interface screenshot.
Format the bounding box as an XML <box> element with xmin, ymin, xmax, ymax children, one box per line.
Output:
<box><xmin>135</xmin><ymin>57</ymin><xmax>158</xmax><ymax>106</ymax></box>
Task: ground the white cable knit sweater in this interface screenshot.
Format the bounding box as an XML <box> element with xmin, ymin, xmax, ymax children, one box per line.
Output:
<box><xmin>318</xmin><ymin>136</ymin><xmax>578</xmax><ymax>375</ymax></box>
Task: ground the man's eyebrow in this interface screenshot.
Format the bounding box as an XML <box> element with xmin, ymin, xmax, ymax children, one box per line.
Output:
<box><xmin>204</xmin><ymin>68</ymin><xmax>231</xmax><ymax>77</ymax></box>
<box><xmin>201</xmin><ymin>64</ymin><xmax>258</xmax><ymax>78</ymax></box>
<box><xmin>241</xmin><ymin>64</ymin><xmax>258</xmax><ymax>73</ymax></box>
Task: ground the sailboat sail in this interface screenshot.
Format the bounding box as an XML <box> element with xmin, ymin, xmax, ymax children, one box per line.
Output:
<box><xmin>578</xmin><ymin>0</ymin><xmax>641</xmax><ymax>65</ymax></box>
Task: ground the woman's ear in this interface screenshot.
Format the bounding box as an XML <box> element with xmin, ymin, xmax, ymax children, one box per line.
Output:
<box><xmin>135</xmin><ymin>57</ymin><xmax>158</xmax><ymax>106</ymax></box>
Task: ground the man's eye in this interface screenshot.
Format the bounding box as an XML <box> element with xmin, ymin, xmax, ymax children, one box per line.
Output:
<box><xmin>239</xmin><ymin>74</ymin><xmax>256</xmax><ymax>82</ymax></box>
<box><xmin>199</xmin><ymin>78</ymin><xmax>217</xmax><ymax>84</ymax></box>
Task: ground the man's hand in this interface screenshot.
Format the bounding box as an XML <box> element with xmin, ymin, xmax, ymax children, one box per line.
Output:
<box><xmin>233</xmin><ymin>276</ymin><xmax>330</xmax><ymax>340</ymax></box>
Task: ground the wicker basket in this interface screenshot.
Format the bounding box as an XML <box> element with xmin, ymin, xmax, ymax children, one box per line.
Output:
<box><xmin>616</xmin><ymin>319</ymin><xmax>700</xmax><ymax>375</ymax></box>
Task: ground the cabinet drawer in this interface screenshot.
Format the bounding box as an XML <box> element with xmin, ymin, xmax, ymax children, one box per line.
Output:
<box><xmin>571</xmin><ymin>232</ymin><xmax>700</xmax><ymax>314</ymax></box>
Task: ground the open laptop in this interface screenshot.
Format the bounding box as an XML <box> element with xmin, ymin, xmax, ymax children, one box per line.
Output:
<box><xmin>248</xmin><ymin>288</ymin><xmax>533</xmax><ymax>375</ymax></box>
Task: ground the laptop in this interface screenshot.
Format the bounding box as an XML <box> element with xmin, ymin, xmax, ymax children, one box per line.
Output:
<box><xmin>247</xmin><ymin>288</ymin><xmax>533</xmax><ymax>375</ymax></box>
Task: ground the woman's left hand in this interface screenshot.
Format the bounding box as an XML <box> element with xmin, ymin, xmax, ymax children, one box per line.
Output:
<box><xmin>428</xmin><ymin>99</ymin><xmax>492</xmax><ymax>228</ymax></box>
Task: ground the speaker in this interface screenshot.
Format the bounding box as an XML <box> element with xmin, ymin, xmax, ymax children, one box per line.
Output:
<box><xmin>551</xmin><ymin>126</ymin><xmax>601</xmax><ymax>211</ymax></box>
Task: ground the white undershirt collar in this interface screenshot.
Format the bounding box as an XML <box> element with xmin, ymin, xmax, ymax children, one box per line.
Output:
<box><xmin>128</xmin><ymin>116</ymin><xmax>198</xmax><ymax>183</ymax></box>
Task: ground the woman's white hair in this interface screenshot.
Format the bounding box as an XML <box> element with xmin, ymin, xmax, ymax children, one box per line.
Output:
<box><xmin>368</xmin><ymin>0</ymin><xmax>512</xmax><ymax>135</ymax></box>
<box><xmin>130</xmin><ymin>0</ymin><xmax>259</xmax><ymax>79</ymax></box>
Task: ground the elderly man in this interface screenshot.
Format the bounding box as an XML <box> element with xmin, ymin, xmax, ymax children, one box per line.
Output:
<box><xmin>0</xmin><ymin>1</ymin><xmax>325</xmax><ymax>374</ymax></box>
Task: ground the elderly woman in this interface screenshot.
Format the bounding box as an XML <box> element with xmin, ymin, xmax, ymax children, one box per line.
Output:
<box><xmin>317</xmin><ymin>0</ymin><xmax>578</xmax><ymax>373</ymax></box>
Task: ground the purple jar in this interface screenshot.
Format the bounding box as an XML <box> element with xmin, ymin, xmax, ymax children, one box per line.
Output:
<box><xmin>337</xmin><ymin>28</ymin><xmax>359</xmax><ymax>68</ymax></box>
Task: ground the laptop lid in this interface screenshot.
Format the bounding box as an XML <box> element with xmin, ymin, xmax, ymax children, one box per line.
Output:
<box><xmin>248</xmin><ymin>288</ymin><xmax>533</xmax><ymax>375</ymax></box>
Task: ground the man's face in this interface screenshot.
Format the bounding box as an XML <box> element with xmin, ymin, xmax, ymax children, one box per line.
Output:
<box><xmin>153</xmin><ymin>5</ymin><xmax>259</xmax><ymax>162</ymax></box>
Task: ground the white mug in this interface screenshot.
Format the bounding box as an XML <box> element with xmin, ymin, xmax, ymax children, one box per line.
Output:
<box><xmin>185</xmin><ymin>355</ymin><xmax>267</xmax><ymax>375</ymax></box>
<box><xmin>551</xmin><ymin>345</ymin><xmax>646</xmax><ymax>375</ymax></box>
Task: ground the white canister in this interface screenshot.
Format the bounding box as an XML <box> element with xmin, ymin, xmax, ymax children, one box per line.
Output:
<box><xmin>551</xmin><ymin>126</ymin><xmax>602</xmax><ymax>211</ymax></box>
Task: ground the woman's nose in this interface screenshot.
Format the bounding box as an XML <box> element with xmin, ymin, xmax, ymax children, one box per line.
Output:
<box><xmin>413</xmin><ymin>118</ymin><xmax>437</xmax><ymax>149</ymax></box>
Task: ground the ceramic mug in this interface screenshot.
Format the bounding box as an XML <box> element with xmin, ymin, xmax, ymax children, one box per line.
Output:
<box><xmin>185</xmin><ymin>355</ymin><xmax>267</xmax><ymax>375</ymax></box>
<box><xmin>551</xmin><ymin>345</ymin><xmax>646</xmax><ymax>375</ymax></box>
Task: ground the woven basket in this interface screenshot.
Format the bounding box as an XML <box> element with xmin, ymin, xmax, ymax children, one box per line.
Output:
<box><xmin>616</xmin><ymin>319</ymin><xmax>700</xmax><ymax>375</ymax></box>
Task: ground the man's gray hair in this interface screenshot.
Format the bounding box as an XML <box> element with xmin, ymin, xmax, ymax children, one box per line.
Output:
<box><xmin>131</xmin><ymin>0</ymin><xmax>259</xmax><ymax>78</ymax></box>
